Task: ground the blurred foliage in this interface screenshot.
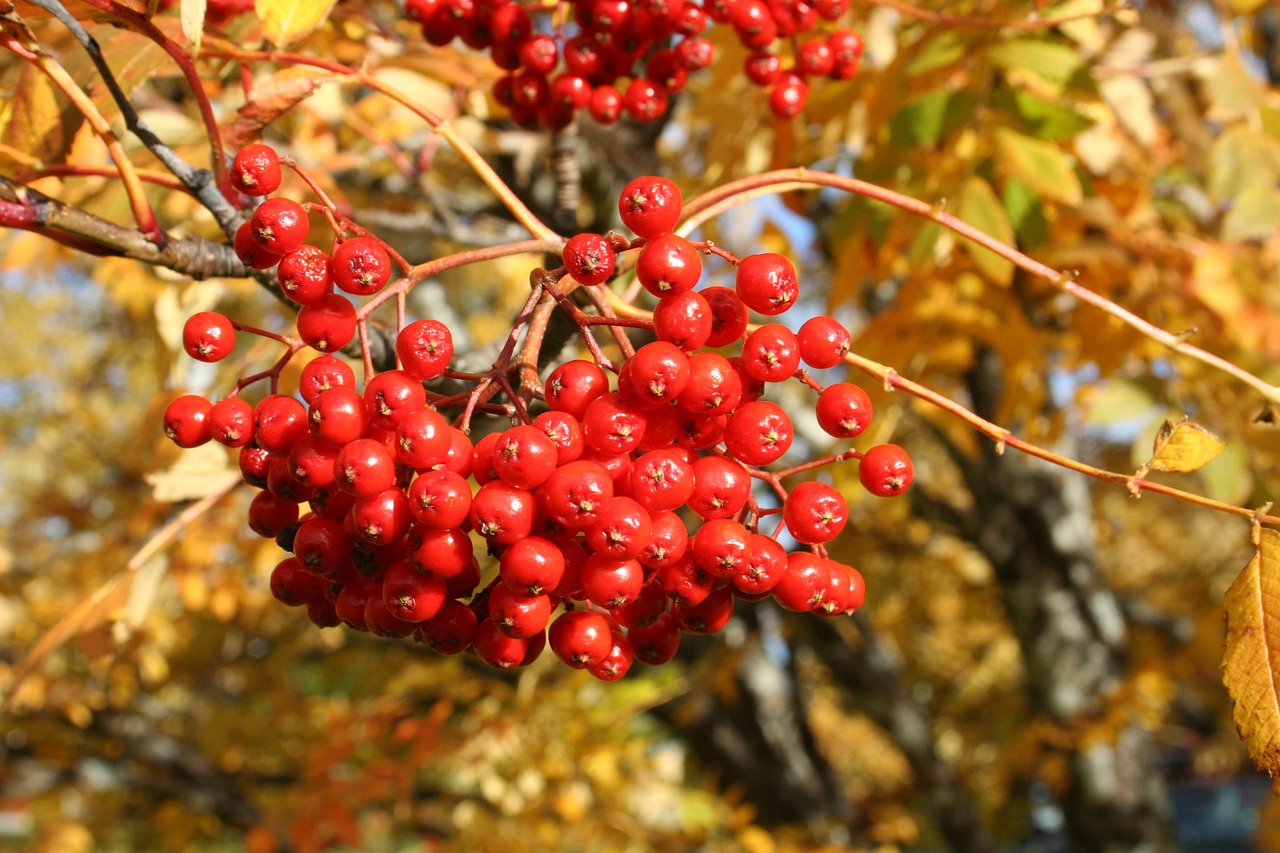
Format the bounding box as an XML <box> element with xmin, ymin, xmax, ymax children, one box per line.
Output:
<box><xmin>3</xmin><ymin>0</ymin><xmax>1280</xmax><ymax>850</ymax></box>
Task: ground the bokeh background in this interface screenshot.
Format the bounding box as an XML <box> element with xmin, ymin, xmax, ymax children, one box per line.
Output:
<box><xmin>4</xmin><ymin>0</ymin><xmax>1280</xmax><ymax>850</ymax></box>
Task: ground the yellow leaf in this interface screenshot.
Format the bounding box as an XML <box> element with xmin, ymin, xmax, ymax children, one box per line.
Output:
<box><xmin>145</xmin><ymin>443</ymin><xmax>240</xmax><ymax>502</ymax></box>
<box><xmin>957</xmin><ymin>176</ymin><xmax>1014</xmax><ymax>285</ymax></box>
<box><xmin>1224</xmin><ymin>528</ymin><xmax>1280</xmax><ymax>793</ymax></box>
<box><xmin>992</xmin><ymin>126</ymin><xmax>1082</xmax><ymax>205</ymax></box>
<box><xmin>180</xmin><ymin>0</ymin><xmax>207</xmax><ymax>55</ymax></box>
<box><xmin>1145</xmin><ymin>416</ymin><xmax>1227</xmax><ymax>473</ymax></box>
<box><xmin>255</xmin><ymin>0</ymin><xmax>337</xmax><ymax>47</ymax></box>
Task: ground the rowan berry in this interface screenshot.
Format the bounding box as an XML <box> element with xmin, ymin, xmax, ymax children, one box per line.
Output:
<box><xmin>723</xmin><ymin>400</ymin><xmax>794</xmax><ymax>465</ymax></box>
<box><xmin>637</xmin><ymin>233</ymin><xmax>702</xmax><ymax>297</ymax></box>
<box><xmin>230</xmin><ymin>143</ymin><xmax>282</xmax><ymax>196</ymax></box>
<box><xmin>815</xmin><ymin>382</ymin><xmax>873</xmax><ymax>438</ymax></box>
<box><xmin>736</xmin><ymin>252</ymin><xmax>799</xmax><ymax>315</ymax></box>
<box><xmin>618</xmin><ymin>176</ymin><xmax>681</xmax><ymax>239</ymax></box>
<box><xmin>332</xmin><ymin>236</ymin><xmax>392</xmax><ymax>296</ymax></box>
<box><xmin>250</xmin><ymin>197</ymin><xmax>309</xmax><ymax>255</ymax></box>
<box><xmin>296</xmin><ymin>293</ymin><xmax>357</xmax><ymax>352</ymax></box>
<box><xmin>500</xmin><ymin>536</ymin><xmax>566</xmax><ymax>596</ymax></box>
<box><xmin>783</xmin><ymin>481</ymin><xmax>848</xmax><ymax>544</ymax></box>
<box><xmin>208</xmin><ymin>396</ymin><xmax>255</xmax><ymax>447</ymax></box>
<box><xmin>381</xmin><ymin>558</ymin><xmax>447</xmax><ymax>622</ymax></box>
<box><xmin>183</xmin><ymin>311</ymin><xmax>236</xmax><ymax>362</ymax></box>
<box><xmin>741</xmin><ymin>323</ymin><xmax>800</xmax><ymax>382</ymax></box>
<box><xmin>858</xmin><ymin>443</ymin><xmax>913</xmax><ymax>497</ymax></box>
<box><xmin>798</xmin><ymin>315</ymin><xmax>851</xmax><ymax>368</ymax></box>
<box><xmin>254</xmin><ymin>394</ymin><xmax>309</xmax><ymax>456</ymax></box>
<box><xmin>545</xmin><ymin>359</ymin><xmax>610</xmax><ymax>420</ymax></box>
<box><xmin>334</xmin><ymin>437</ymin><xmax>398</xmax><ymax>498</ymax></box>
<box><xmin>417</xmin><ymin>599</ymin><xmax>478</xmax><ymax>654</ymax></box>
<box><xmin>276</xmin><ymin>245</ymin><xmax>333</xmax><ymax>305</ymax></box>
<box><xmin>701</xmin><ymin>286</ymin><xmax>749</xmax><ymax>347</ymax></box>
<box><xmin>628</xmin><ymin>613</ymin><xmax>681</xmax><ymax>664</ymax></box>
<box><xmin>493</xmin><ymin>424</ymin><xmax>560</xmax><ymax>489</ymax></box>
<box><xmin>299</xmin><ymin>354</ymin><xmax>356</xmax><ymax>404</ymax></box>
<box><xmin>364</xmin><ymin>370</ymin><xmax>427</xmax><ymax>430</ymax></box>
<box><xmin>653</xmin><ymin>289</ymin><xmax>713</xmax><ymax>351</ymax></box>
<box><xmin>562</xmin><ymin>233</ymin><xmax>616</xmax><ymax>286</ymax></box>
<box><xmin>396</xmin><ymin>319</ymin><xmax>453</xmax><ymax>380</ymax></box>
<box><xmin>407</xmin><ymin>469</ymin><xmax>472</xmax><ymax>529</ymax></box>
<box><xmin>549</xmin><ymin>609</ymin><xmax>612</xmax><ymax>669</ymax></box>
<box><xmin>164</xmin><ymin>394</ymin><xmax>213</xmax><ymax>448</ymax></box>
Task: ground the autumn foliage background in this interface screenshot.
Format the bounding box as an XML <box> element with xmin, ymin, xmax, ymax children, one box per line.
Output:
<box><xmin>4</xmin><ymin>0</ymin><xmax>1280</xmax><ymax>850</ymax></box>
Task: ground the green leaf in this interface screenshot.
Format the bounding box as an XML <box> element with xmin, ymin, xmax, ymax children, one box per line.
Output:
<box><xmin>1002</xmin><ymin>178</ymin><xmax>1049</xmax><ymax>247</ymax></box>
<box><xmin>992</xmin><ymin>127</ymin><xmax>1082</xmax><ymax>205</ymax></box>
<box><xmin>255</xmin><ymin>0</ymin><xmax>337</xmax><ymax>46</ymax></box>
<box><xmin>1223</xmin><ymin>185</ymin><xmax>1280</xmax><ymax>241</ymax></box>
<box><xmin>992</xmin><ymin>87</ymin><xmax>1094</xmax><ymax>141</ymax></box>
<box><xmin>1081</xmin><ymin>379</ymin><xmax>1157</xmax><ymax>426</ymax></box>
<box><xmin>957</xmin><ymin>176</ymin><xmax>1015</xmax><ymax>284</ymax></box>
<box><xmin>888</xmin><ymin>90</ymin><xmax>975</xmax><ymax>147</ymax></box>
<box><xmin>987</xmin><ymin>39</ymin><xmax>1086</xmax><ymax>92</ymax></box>
<box><xmin>907</xmin><ymin>31</ymin><xmax>969</xmax><ymax>75</ymax></box>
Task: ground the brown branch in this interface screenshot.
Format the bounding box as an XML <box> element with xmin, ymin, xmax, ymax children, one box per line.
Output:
<box><xmin>0</xmin><ymin>176</ymin><xmax>248</xmax><ymax>279</ymax></box>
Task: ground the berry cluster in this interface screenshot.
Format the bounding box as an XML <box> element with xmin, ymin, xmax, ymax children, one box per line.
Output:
<box><xmin>405</xmin><ymin>0</ymin><xmax>862</xmax><ymax>127</ymax></box>
<box><xmin>164</xmin><ymin>153</ymin><xmax>911</xmax><ymax>680</ymax></box>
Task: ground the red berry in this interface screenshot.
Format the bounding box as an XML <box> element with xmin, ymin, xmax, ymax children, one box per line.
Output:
<box><xmin>408</xmin><ymin>469</ymin><xmax>472</xmax><ymax>529</ymax></box>
<box><xmin>541</xmin><ymin>460</ymin><xmax>614</xmax><ymax>529</ymax></box>
<box><xmin>277</xmin><ymin>245</ymin><xmax>333</xmax><ymax>305</ymax></box>
<box><xmin>796</xmin><ymin>38</ymin><xmax>835</xmax><ymax>77</ymax></box>
<box><xmin>773</xmin><ymin>551</ymin><xmax>825</xmax><ymax>611</ymax></box>
<box><xmin>627</xmin><ymin>341</ymin><xmax>690</xmax><ymax>406</ymax></box>
<box><xmin>297</xmin><ymin>293</ymin><xmax>357</xmax><ymax>353</ymax></box>
<box><xmin>163</xmin><ymin>394</ymin><xmax>212</xmax><ymax>448</ymax></box>
<box><xmin>549</xmin><ymin>609</ymin><xmax>612</xmax><ymax>669</ymax></box>
<box><xmin>500</xmin><ymin>536</ymin><xmax>566</xmax><ymax>596</ymax></box>
<box><xmin>590</xmin><ymin>632</ymin><xmax>634</xmax><ymax>681</ymax></box>
<box><xmin>654</xmin><ymin>290</ymin><xmax>713</xmax><ymax>351</ymax></box>
<box><xmin>247</xmin><ymin>490</ymin><xmax>299</xmax><ymax>538</ymax></box>
<box><xmin>769</xmin><ymin>72</ymin><xmax>809</xmax><ymax>118</ymax></box>
<box><xmin>563</xmin><ymin>233</ymin><xmax>617</xmax><ymax>286</ymax></box>
<box><xmin>688</xmin><ymin>455</ymin><xmax>752</xmax><ymax>519</ymax></box>
<box><xmin>417</xmin><ymin>599</ymin><xmax>478</xmax><ymax>654</ymax></box>
<box><xmin>638</xmin><ymin>509</ymin><xmax>689</xmax><ymax>569</ymax></box>
<box><xmin>493</xmin><ymin>424</ymin><xmax>560</xmax><ymax>489</ymax></box>
<box><xmin>254</xmin><ymin>394</ymin><xmax>308</xmax><ymax>456</ymax></box>
<box><xmin>736</xmin><ymin>252</ymin><xmax>799</xmax><ymax>315</ymax></box>
<box><xmin>230</xmin><ymin>143</ymin><xmax>282</xmax><ymax>196</ymax></box>
<box><xmin>637</xmin><ymin>233</ymin><xmax>702</xmax><ymax>297</ymax></box>
<box><xmin>724</xmin><ymin>400</ymin><xmax>794</xmax><ymax>465</ymax></box>
<box><xmin>382</xmin><ymin>558</ymin><xmax>447</xmax><ymax>622</ymax></box>
<box><xmin>469</xmin><ymin>481</ymin><xmax>536</xmax><ymax>544</ymax></box>
<box><xmin>488</xmin><ymin>584</ymin><xmax>553</xmax><ymax>639</ymax></box>
<box><xmin>351</xmin><ymin>487</ymin><xmax>413</xmax><ymax>546</ymax></box>
<box><xmin>672</xmin><ymin>585</ymin><xmax>734</xmax><ymax>634</ymax></box>
<box><xmin>533</xmin><ymin>410</ymin><xmax>586</xmax><ymax>466</ymax></box>
<box><xmin>250</xmin><ymin>197</ymin><xmax>310</xmax><ymax>255</ymax></box>
<box><xmin>364</xmin><ymin>370</ymin><xmax>427</xmax><ymax>430</ymax></box>
<box><xmin>745</xmin><ymin>51</ymin><xmax>781</xmax><ymax>85</ymax></box>
<box><xmin>473</xmin><ymin>619</ymin><xmax>532</xmax><ymax>668</ymax></box>
<box><xmin>628</xmin><ymin>613</ymin><xmax>681</xmax><ymax>664</ymax></box>
<box><xmin>209</xmin><ymin>396</ymin><xmax>255</xmax><ymax>447</ymax></box>
<box><xmin>589</xmin><ymin>84</ymin><xmax>624</xmax><ymax>124</ymax></box>
<box><xmin>332</xmin><ymin>236</ymin><xmax>392</xmax><ymax>296</ymax></box>
<box><xmin>270</xmin><ymin>557</ymin><xmax>325</xmax><ymax>606</ymax></box>
<box><xmin>676</xmin><ymin>352</ymin><xmax>742</xmax><ymax>416</ymax></box>
<box><xmin>585</xmin><ymin>496</ymin><xmax>653</xmax><ymax>560</ymax></box>
<box><xmin>783</xmin><ymin>481</ymin><xmax>848</xmax><ymax>545</ymax></box>
<box><xmin>629</xmin><ymin>448</ymin><xmax>696</xmax><ymax>513</ymax></box>
<box><xmin>815</xmin><ymin>382</ymin><xmax>873</xmax><ymax>438</ymax></box>
<box><xmin>581</xmin><ymin>554</ymin><xmax>645</xmax><ymax>608</ymax></box>
<box><xmin>299</xmin><ymin>354</ymin><xmax>356</xmax><ymax>404</ymax></box>
<box><xmin>582</xmin><ymin>392</ymin><xmax>649</xmax><ymax>456</ymax></box>
<box><xmin>733</xmin><ymin>533</ymin><xmax>787</xmax><ymax>596</ymax></box>
<box><xmin>408</xmin><ymin>525</ymin><xmax>475</xmax><ymax>579</ymax></box>
<box><xmin>395</xmin><ymin>408</ymin><xmax>451</xmax><ymax>469</ymax></box>
<box><xmin>858</xmin><ymin>444</ymin><xmax>913</xmax><ymax>497</ymax></box>
<box><xmin>334</xmin><ymin>437</ymin><xmax>398</xmax><ymax>498</ymax></box>
<box><xmin>545</xmin><ymin>359</ymin><xmax>610</xmax><ymax>420</ymax></box>
<box><xmin>618</xmin><ymin>176</ymin><xmax>682</xmax><ymax>239</ymax></box>
<box><xmin>741</xmin><ymin>323</ymin><xmax>800</xmax><ymax>382</ymax></box>
<box><xmin>234</xmin><ymin>220</ymin><xmax>283</xmax><ymax>269</ymax></box>
<box><xmin>396</xmin><ymin>318</ymin><xmax>453</xmax><ymax>381</ymax></box>
<box><xmin>797</xmin><ymin>315</ymin><xmax>850</xmax><ymax>368</ymax></box>
<box><xmin>701</xmin><ymin>286</ymin><xmax>749</xmax><ymax>347</ymax></box>
<box><xmin>183</xmin><ymin>311</ymin><xmax>236</xmax><ymax>362</ymax></box>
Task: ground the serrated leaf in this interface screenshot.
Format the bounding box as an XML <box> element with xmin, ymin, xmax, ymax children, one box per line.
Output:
<box><xmin>1224</xmin><ymin>528</ymin><xmax>1280</xmax><ymax>793</ymax></box>
<box><xmin>1146</xmin><ymin>417</ymin><xmax>1227</xmax><ymax>473</ymax></box>
<box><xmin>255</xmin><ymin>0</ymin><xmax>337</xmax><ymax>47</ymax></box>
<box><xmin>992</xmin><ymin>127</ymin><xmax>1082</xmax><ymax>205</ymax></box>
<box><xmin>957</xmin><ymin>176</ymin><xmax>1014</xmax><ymax>284</ymax></box>
<box><xmin>180</xmin><ymin>0</ymin><xmax>207</xmax><ymax>55</ymax></box>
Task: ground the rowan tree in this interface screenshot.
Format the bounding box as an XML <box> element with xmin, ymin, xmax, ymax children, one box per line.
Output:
<box><xmin>3</xmin><ymin>1</ymin><xmax>1280</xmax><ymax>851</ymax></box>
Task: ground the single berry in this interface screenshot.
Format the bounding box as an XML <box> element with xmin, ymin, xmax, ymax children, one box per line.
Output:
<box><xmin>332</xmin><ymin>236</ymin><xmax>392</xmax><ymax>296</ymax></box>
<box><xmin>858</xmin><ymin>444</ymin><xmax>913</xmax><ymax>497</ymax></box>
<box><xmin>230</xmin><ymin>143</ymin><xmax>282</xmax><ymax>196</ymax></box>
<box><xmin>183</xmin><ymin>311</ymin><xmax>236</xmax><ymax>362</ymax></box>
<box><xmin>618</xmin><ymin>176</ymin><xmax>682</xmax><ymax>239</ymax></box>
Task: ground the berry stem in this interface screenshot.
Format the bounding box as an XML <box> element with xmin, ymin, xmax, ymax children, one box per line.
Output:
<box><xmin>200</xmin><ymin>39</ymin><xmax>560</xmax><ymax>243</ymax></box>
<box><xmin>681</xmin><ymin>169</ymin><xmax>1280</xmax><ymax>408</ymax></box>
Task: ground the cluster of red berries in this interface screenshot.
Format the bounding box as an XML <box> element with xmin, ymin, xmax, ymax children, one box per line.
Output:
<box><xmin>406</xmin><ymin>0</ymin><xmax>862</xmax><ymax>127</ymax></box>
<box><xmin>223</xmin><ymin>144</ymin><xmax>396</xmax><ymax>352</ymax></box>
<box><xmin>164</xmin><ymin>157</ymin><xmax>911</xmax><ymax>680</ymax></box>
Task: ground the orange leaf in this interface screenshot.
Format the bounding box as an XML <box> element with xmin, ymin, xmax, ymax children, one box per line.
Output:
<box><xmin>222</xmin><ymin>68</ymin><xmax>339</xmax><ymax>152</ymax></box>
<box><xmin>1223</xmin><ymin>527</ymin><xmax>1280</xmax><ymax>793</ymax></box>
